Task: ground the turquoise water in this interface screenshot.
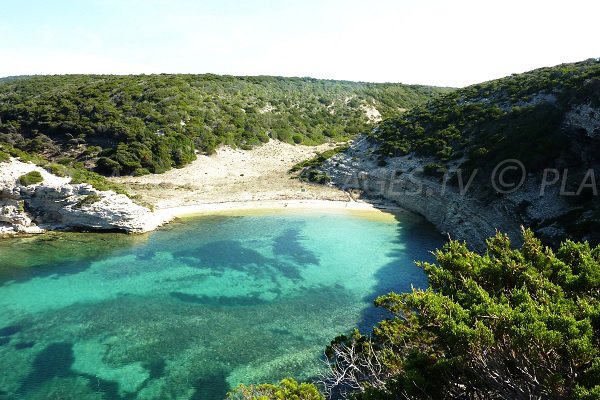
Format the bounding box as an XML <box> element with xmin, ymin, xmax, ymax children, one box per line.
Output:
<box><xmin>0</xmin><ymin>209</ymin><xmax>443</xmax><ymax>400</ymax></box>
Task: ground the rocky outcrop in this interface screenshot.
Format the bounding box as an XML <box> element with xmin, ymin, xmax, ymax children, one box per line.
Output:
<box><xmin>0</xmin><ymin>158</ymin><xmax>164</xmax><ymax>236</ymax></box>
<box><xmin>320</xmin><ymin>136</ymin><xmax>597</xmax><ymax>251</ymax></box>
<box><xmin>564</xmin><ymin>103</ymin><xmax>600</xmax><ymax>138</ymax></box>
<box><xmin>0</xmin><ymin>198</ymin><xmax>43</xmax><ymax>234</ymax></box>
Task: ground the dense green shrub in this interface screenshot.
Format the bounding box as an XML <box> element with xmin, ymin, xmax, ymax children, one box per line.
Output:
<box><xmin>0</xmin><ymin>143</ymin><xmax>129</xmax><ymax>196</ymax></box>
<box><xmin>423</xmin><ymin>162</ymin><xmax>447</xmax><ymax>178</ymax></box>
<box><xmin>292</xmin><ymin>134</ymin><xmax>304</xmax><ymax>144</ymax></box>
<box><xmin>0</xmin><ymin>150</ymin><xmax>9</xmax><ymax>162</ymax></box>
<box><xmin>18</xmin><ymin>171</ymin><xmax>44</xmax><ymax>186</ymax></box>
<box><xmin>227</xmin><ymin>378</ymin><xmax>323</xmax><ymax>400</ymax></box>
<box><xmin>289</xmin><ymin>145</ymin><xmax>349</xmax><ymax>173</ymax></box>
<box><xmin>370</xmin><ymin>59</ymin><xmax>600</xmax><ymax>177</ymax></box>
<box><xmin>305</xmin><ymin>170</ymin><xmax>331</xmax><ymax>184</ymax></box>
<box><xmin>320</xmin><ymin>229</ymin><xmax>600</xmax><ymax>399</ymax></box>
<box><xmin>45</xmin><ymin>163</ymin><xmax>70</xmax><ymax>177</ymax></box>
<box><xmin>0</xmin><ymin>74</ymin><xmax>448</xmax><ymax>176</ymax></box>
<box><xmin>68</xmin><ymin>168</ymin><xmax>128</xmax><ymax>195</ymax></box>
<box><xmin>96</xmin><ymin>157</ymin><xmax>122</xmax><ymax>175</ymax></box>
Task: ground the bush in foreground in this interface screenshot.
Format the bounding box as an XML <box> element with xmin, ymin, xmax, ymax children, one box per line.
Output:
<box><xmin>224</xmin><ymin>230</ymin><xmax>600</xmax><ymax>399</ymax></box>
<box><xmin>321</xmin><ymin>229</ymin><xmax>600</xmax><ymax>399</ymax></box>
<box><xmin>227</xmin><ymin>378</ymin><xmax>324</xmax><ymax>400</ymax></box>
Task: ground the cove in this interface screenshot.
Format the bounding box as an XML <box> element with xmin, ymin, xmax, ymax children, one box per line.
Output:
<box><xmin>0</xmin><ymin>208</ymin><xmax>444</xmax><ymax>399</ymax></box>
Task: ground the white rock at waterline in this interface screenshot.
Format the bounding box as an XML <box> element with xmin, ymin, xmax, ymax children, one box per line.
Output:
<box><xmin>0</xmin><ymin>158</ymin><xmax>164</xmax><ymax>236</ymax></box>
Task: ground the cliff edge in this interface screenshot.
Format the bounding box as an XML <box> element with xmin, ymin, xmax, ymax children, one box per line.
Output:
<box><xmin>317</xmin><ymin>59</ymin><xmax>600</xmax><ymax>250</ymax></box>
<box><xmin>0</xmin><ymin>158</ymin><xmax>162</xmax><ymax>236</ymax></box>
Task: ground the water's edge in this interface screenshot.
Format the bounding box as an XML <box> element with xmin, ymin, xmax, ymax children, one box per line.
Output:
<box><xmin>0</xmin><ymin>209</ymin><xmax>443</xmax><ymax>399</ymax></box>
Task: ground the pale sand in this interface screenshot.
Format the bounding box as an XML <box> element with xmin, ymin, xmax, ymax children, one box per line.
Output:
<box><xmin>110</xmin><ymin>140</ymin><xmax>399</xmax><ymax>223</ymax></box>
<box><xmin>154</xmin><ymin>199</ymin><xmax>405</xmax><ymax>223</ymax></box>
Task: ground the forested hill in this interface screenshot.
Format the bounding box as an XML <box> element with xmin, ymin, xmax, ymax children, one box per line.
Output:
<box><xmin>0</xmin><ymin>74</ymin><xmax>448</xmax><ymax>176</ymax></box>
<box><xmin>371</xmin><ymin>58</ymin><xmax>600</xmax><ymax>171</ymax></box>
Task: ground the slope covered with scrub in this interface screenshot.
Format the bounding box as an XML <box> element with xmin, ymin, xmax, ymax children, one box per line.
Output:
<box><xmin>314</xmin><ymin>59</ymin><xmax>600</xmax><ymax>246</ymax></box>
<box><xmin>0</xmin><ymin>74</ymin><xmax>448</xmax><ymax>176</ymax></box>
<box><xmin>371</xmin><ymin>58</ymin><xmax>600</xmax><ymax>169</ymax></box>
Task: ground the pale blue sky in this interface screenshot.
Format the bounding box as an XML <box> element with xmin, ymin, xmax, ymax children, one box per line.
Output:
<box><xmin>1</xmin><ymin>0</ymin><xmax>598</xmax><ymax>86</ymax></box>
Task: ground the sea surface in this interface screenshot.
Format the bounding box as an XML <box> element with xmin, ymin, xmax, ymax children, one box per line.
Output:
<box><xmin>0</xmin><ymin>208</ymin><xmax>443</xmax><ymax>399</ymax></box>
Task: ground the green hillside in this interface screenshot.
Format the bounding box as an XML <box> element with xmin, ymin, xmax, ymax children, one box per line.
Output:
<box><xmin>0</xmin><ymin>74</ymin><xmax>448</xmax><ymax>176</ymax></box>
<box><xmin>371</xmin><ymin>58</ymin><xmax>600</xmax><ymax>173</ymax></box>
<box><xmin>366</xmin><ymin>59</ymin><xmax>600</xmax><ymax>242</ymax></box>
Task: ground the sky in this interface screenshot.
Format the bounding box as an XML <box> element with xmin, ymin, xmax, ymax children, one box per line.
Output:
<box><xmin>0</xmin><ymin>0</ymin><xmax>598</xmax><ymax>87</ymax></box>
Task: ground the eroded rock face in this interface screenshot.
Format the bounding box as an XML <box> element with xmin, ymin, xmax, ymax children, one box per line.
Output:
<box><xmin>0</xmin><ymin>198</ymin><xmax>42</xmax><ymax>234</ymax></box>
<box><xmin>320</xmin><ymin>137</ymin><xmax>515</xmax><ymax>251</ymax></box>
<box><xmin>320</xmin><ymin>136</ymin><xmax>596</xmax><ymax>251</ymax></box>
<box><xmin>0</xmin><ymin>159</ymin><xmax>162</xmax><ymax>236</ymax></box>
<box><xmin>564</xmin><ymin>103</ymin><xmax>600</xmax><ymax>138</ymax></box>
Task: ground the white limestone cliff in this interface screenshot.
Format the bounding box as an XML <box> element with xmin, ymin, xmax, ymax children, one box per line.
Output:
<box><xmin>320</xmin><ymin>136</ymin><xmax>589</xmax><ymax>251</ymax></box>
<box><xmin>0</xmin><ymin>158</ymin><xmax>164</xmax><ymax>236</ymax></box>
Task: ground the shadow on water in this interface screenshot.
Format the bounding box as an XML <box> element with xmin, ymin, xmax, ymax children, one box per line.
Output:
<box><xmin>174</xmin><ymin>238</ymin><xmax>315</xmax><ymax>281</ymax></box>
<box><xmin>191</xmin><ymin>371</ymin><xmax>230</xmax><ymax>400</ymax></box>
<box><xmin>14</xmin><ymin>340</ymin><xmax>35</xmax><ymax>350</ymax></box>
<box><xmin>175</xmin><ymin>239</ymin><xmax>300</xmax><ymax>282</ymax></box>
<box><xmin>0</xmin><ymin>324</ymin><xmax>23</xmax><ymax>347</ymax></box>
<box><xmin>273</xmin><ymin>228</ymin><xmax>320</xmax><ymax>266</ymax></box>
<box><xmin>15</xmin><ymin>343</ymin><xmax>170</xmax><ymax>400</ymax></box>
<box><xmin>175</xmin><ymin>240</ymin><xmax>271</xmax><ymax>270</ymax></box>
<box><xmin>356</xmin><ymin>213</ymin><xmax>446</xmax><ymax>332</ymax></box>
<box><xmin>0</xmin><ymin>325</ymin><xmax>22</xmax><ymax>337</ymax></box>
<box><xmin>2</xmin><ymin>210</ymin><xmax>445</xmax><ymax>399</ymax></box>
<box><xmin>143</xmin><ymin>358</ymin><xmax>166</xmax><ymax>380</ymax></box>
<box><xmin>18</xmin><ymin>342</ymin><xmax>75</xmax><ymax>394</ymax></box>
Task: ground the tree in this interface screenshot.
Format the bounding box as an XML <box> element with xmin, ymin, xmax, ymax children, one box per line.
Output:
<box><xmin>227</xmin><ymin>378</ymin><xmax>324</xmax><ymax>400</ymax></box>
<box><xmin>322</xmin><ymin>229</ymin><xmax>600</xmax><ymax>399</ymax></box>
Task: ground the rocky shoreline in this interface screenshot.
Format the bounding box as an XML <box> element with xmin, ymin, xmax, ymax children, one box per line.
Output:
<box><xmin>0</xmin><ymin>159</ymin><xmax>164</xmax><ymax>237</ymax></box>
<box><xmin>320</xmin><ymin>136</ymin><xmax>594</xmax><ymax>251</ymax></box>
<box><xmin>3</xmin><ymin>134</ymin><xmax>595</xmax><ymax>249</ymax></box>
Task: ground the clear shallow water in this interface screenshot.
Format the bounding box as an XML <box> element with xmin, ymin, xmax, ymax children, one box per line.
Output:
<box><xmin>0</xmin><ymin>209</ymin><xmax>443</xmax><ymax>400</ymax></box>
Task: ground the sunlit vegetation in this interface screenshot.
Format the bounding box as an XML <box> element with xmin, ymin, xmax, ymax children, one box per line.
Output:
<box><xmin>0</xmin><ymin>74</ymin><xmax>448</xmax><ymax>177</ymax></box>
<box><xmin>18</xmin><ymin>171</ymin><xmax>44</xmax><ymax>186</ymax></box>
<box><xmin>73</xmin><ymin>194</ymin><xmax>102</xmax><ymax>209</ymax></box>
<box><xmin>264</xmin><ymin>230</ymin><xmax>600</xmax><ymax>399</ymax></box>
<box><xmin>289</xmin><ymin>145</ymin><xmax>350</xmax><ymax>173</ymax></box>
<box><xmin>370</xmin><ymin>58</ymin><xmax>600</xmax><ymax>174</ymax></box>
<box><xmin>0</xmin><ymin>142</ymin><xmax>128</xmax><ymax>195</ymax></box>
<box><xmin>0</xmin><ymin>148</ymin><xmax>9</xmax><ymax>162</ymax></box>
<box><xmin>289</xmin><ymin>144</ymin><xmax>349</xmax><ymax>185</ymax></box>
<box><xmin>227</xmin><ymin>378</ymin><xmax>324</xmax><ymax>400</ymax></box>
<box><xmin>367</xmin><ymin>58</ymin><xmax>600</xmax><ymax>244</ymax></box>
<box><xmin>316</xmin><ymin>229</ymin><xmax>600</xmax><ymax>399</ymax></box>
<box><xmin>244</xmin><ymin>60</ymin><xmax>600</xmax><ymax>399</ymax></box>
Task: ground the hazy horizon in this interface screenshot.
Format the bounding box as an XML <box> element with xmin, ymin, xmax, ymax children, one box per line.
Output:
<box><xmin>1</xmin><ymin>0</ymin><xmax>599</xmax><ymax>87</ymax></box>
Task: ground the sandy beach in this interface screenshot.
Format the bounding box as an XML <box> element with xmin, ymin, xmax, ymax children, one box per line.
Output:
<box><xmin>153</xmin><ymin>199</ymin><xmax>407</xmax><ymax>225</ymax></box>
<box><xmin>111</xmin><ymin>140</ymin><xmax>393</xmax><ymax>221</ymax></box>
